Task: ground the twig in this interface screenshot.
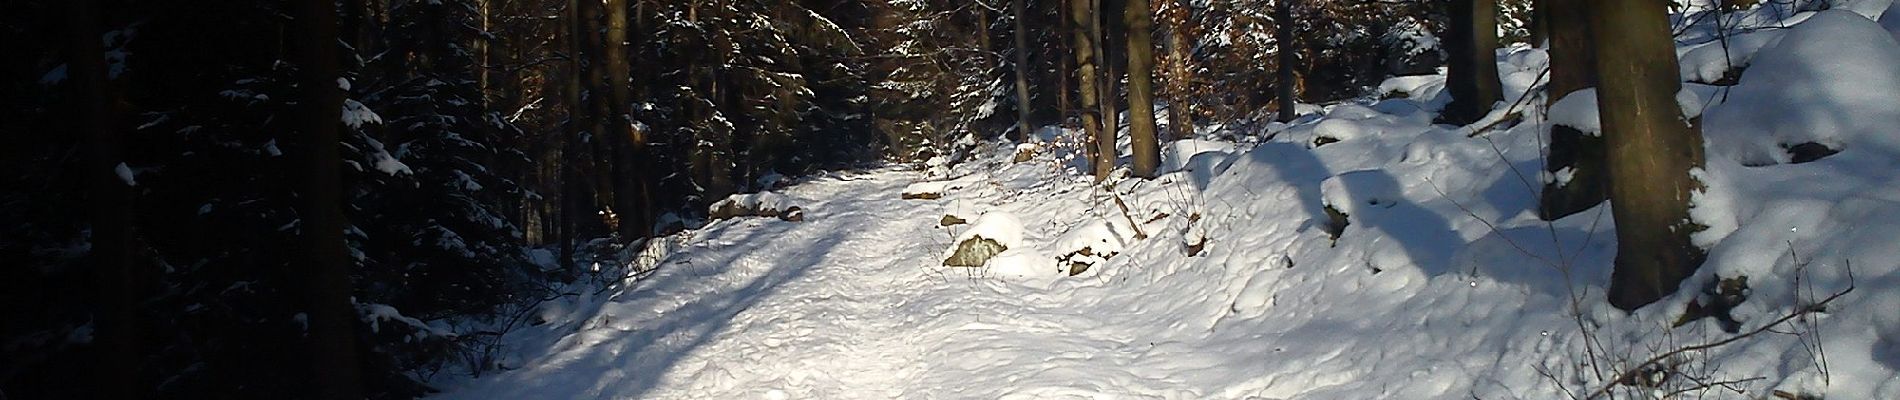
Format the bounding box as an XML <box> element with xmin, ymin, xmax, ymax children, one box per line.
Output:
<box><xmin>1585</xmin><ymin>282</ymin><xmax>1855</xmax><ymax>399</ymax></box>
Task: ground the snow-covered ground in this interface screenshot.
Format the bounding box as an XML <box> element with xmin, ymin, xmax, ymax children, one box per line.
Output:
<box><xmin>433</xmin><ymin>7</ymin><xmax>1900</xmax><ymax>400</ymax></box>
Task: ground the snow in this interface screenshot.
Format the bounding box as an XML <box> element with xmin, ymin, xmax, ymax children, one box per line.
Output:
<box><xmin>1677</xmin><ymin>29</ymin><xmax>1786</xmax><ymax>83</ymax></box>
<box><xmin>432</xmin><ymin>10</ymin><xmax>1900</xmax><ymax>400</ymax></box>
<box><xmin>1704</xmin><ymin>10</ymin><xmax>1900</xmax><ymax>166</ymax></box>
<box><xmin>342</xmin><ymin>99</ymin><xmax>384</xmax><ymax>129</ymax></box>
<box><xmin>1547</xmin><ymin>88</ymin><xmax>1600</xmax><ymax>135</ymax></box>
<box><xmin>114</xmin><ymin>162</ymin><xmax>136</xmax><ymax>186</ymax></box>
<box><xmin>945</xmin><ymin>212</ymin><xmax>1026</xmax><ymax>257</ymax></box>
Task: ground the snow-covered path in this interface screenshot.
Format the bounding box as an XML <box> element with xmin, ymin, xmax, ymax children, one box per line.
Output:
<box><xmin>434</xmin><ymin>12</ymin><xmax>1900</xmax><ymax>395</ymax></box>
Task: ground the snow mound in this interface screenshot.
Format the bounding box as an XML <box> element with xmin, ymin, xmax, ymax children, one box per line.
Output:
<box><xmin>1677</xmin><ymin>29</ymin><xmax>1787</xmax><ymax>84</ymax></box>
<box><xmin>1704</xmin><ymin>10</ymin><xmax>1900</xmax><ymax>165</ymax></box>
<box><xmin>710</xmin><ymin>191</ymin><xmax>803</xmax><ymax>221</ymax></box>
<box><xmin>941</xmin><ymin>212</ymin><xmax>1025</xmax><ymax>268</ymax></box>
<box><xmin>1051</xmin><ymin>219</ymin><xmax>1132</xmax><ymax>275</ymax></box>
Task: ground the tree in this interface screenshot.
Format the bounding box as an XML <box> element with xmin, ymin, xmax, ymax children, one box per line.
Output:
<box><xmin>1274</xmin><ymin>0</ymin><xmax>1297</xmax><ymax>122</ymax></box>
<box><xmin>1589</xmin><ymin>0</ymin><xmax>1708</xmax><ymax>311</ymax></box>
<box><xmin>1071</xmin><ymin>0</ymin><xmax>1112</xmax><ymax>179</ymax></box>
<box><xmin>604</xmin><ymin>0</ymin><xmax>649</xmax><ymax>240</ymax></box>
<box><xmin>1012</xmin><ymin>0</ymin><xmax>1035</xmax><ymax>142</ymax></box>
<box><xmin>68</xmin><ymin>0</ymin><xmax>136</xmax><ymax>397</ymax></box>
<box><xmin>1097</xmin><ymin>0</ymin><xmax>1121</xmax><ymax>178</ymax></box>
<box><xmin>1125</xmin><ymin>0</ymin><xmax>1162</xmax><ymax>178</ymax></box>
<box><xmin>1537</xmin><ymin>0</ymin><xmax>1605</xmax><ymax>220</ymax></box>
<box><xmin>1443</xmin><ymin>0</ymin><xmax>1502</xmax><ymax>125</ymax></box>
<box><xmin>1159</xmin><ymin>0</ymin><xmax>1195</xmax><ymax>140</ymax></box>
<box><xmin>288</xmin><ymin>0</ymin><xmax>365</xmax><ymax>397</ymax></box>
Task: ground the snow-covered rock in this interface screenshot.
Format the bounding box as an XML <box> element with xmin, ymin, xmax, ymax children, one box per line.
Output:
<box><xmin>710</xmin><ymin>191</ymin><xmax>804</xmax><ymax>221</ymax></box>
<box><xmin>941</xmin><ymin>212</ymin><xmax>1024</xmax><ymax>267</ymax></box>
<box><xmin>1704</xmin><ymin>10</ymin><xmax>1900</xmax><ymax>165</ymax></box>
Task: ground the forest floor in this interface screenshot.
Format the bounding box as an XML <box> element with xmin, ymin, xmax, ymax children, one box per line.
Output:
<box><xmin>434</xmin><ymin>8</ymin><xmax>1900</xmax><ymax>400</ymax></box>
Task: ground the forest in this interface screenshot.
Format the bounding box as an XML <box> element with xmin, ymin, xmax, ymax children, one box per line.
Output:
<box><xmin>7</xmin><ymin>0</ymin><xmax>1900</xmax><ymax>399</ymax></box>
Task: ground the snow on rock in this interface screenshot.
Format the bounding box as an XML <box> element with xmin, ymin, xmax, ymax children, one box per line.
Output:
<box><xmin>1704</xmin><ymin>10</ymin><xmax>1900</xmax><ymax>166</ymax></box>
<box><xmin>1319</xmin><ymin>170</ymin><xmax>1404</xmax><ymax>214</ymax></box>
<box><xmin>1051</xmin><ymin>219</ymin><xmax>1131</xmax><ymax>275</ymax></box>
<box><xmin>942</xmin><ymin>212</ymin><xmax>1024</xmax><ymax>267</ymax></box>
<box><xmin>709</xmin><ymin>191</ymin><xmax>803</xmax><ymax>222</ymax></box>
<box><xmin>114</xmin><ymin>162</ymin><xmax>137</xmax><ymax>186</ymax></box>
<box><xmin>1547</xmin><ymin>88</ymin><xmax>1601</xmax><ymax>135</ymax></box>
<box><xmin>1677</xmin><ymin>29</ymin><xmax>1787</xmax><ymax>83</ymax></box>
<box><xmin>1549</xmin><ymin>85</ymin><xmax>1723</xmax><ymax>136</ymax></box>
<box><xmin>1285</xmin><ymin>103</ymin><xmax>1433</xmax><ymax>147</ymax></box>
<box><xmin>1158</xmin><ymin>139</ymin><xmax>1236</xmax><ymax>176</ymax></box>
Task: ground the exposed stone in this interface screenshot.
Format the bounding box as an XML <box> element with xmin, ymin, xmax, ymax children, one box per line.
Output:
<box><xmin>942</xmin><ymin>237</ymin><xmax>1007</xmax><ymax>267</ymax></box>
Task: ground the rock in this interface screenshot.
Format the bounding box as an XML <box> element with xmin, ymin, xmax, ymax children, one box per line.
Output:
<box><xmin>708</xmin><ymin>192</ymin><xmax>803</xmax><ymax>222</ymax></box>
<box><xmin>939</xmin><ymin>214</ymin><xmax>967</xmax><ymax>226</ymax></box>
<box><xmin>940</xmin><ymin>213</ymin><xmax>1025</xmax><ymax>267</ymax></box>
<box><xmin>1786</xmin><ymin>142</ymin><xmax>1839</xmax><ymax>164</ymax></box>
<box><xmin>1012</xmin><ymin>143</ymin><xmax>1039</xmax><ymax>163</ymax></box>
<box><xmin>943</xmin><ymin>237</ymin><xmax>1007</xmax><ymax>267</ymax></box>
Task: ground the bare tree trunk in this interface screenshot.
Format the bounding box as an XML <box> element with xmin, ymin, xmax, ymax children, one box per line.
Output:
<box><xmin>476</xmin><ymin>0</ymin><xmax>492</xmax><ymax>108</ymax></box>
<box><xmin>1590</xmin><ymin>0</ymin><xmax>1708</xmax><ymax>311</ymax></box>
<box><xmin>560</xmin><ymin>0</ymin><xmax>585</xmax><ymax>270</ymax></box>
<box><xmin>978</xmin><ymin>3</ymin><xmax>995</xmax><ymax>70</ymax></box>
<box><xmin>577</xmin><ymin>0</ymin><xmax>618</xmax><ymax>220</ymax></box>
<box><xmin>1444</xmin><ymin>0</ymin><xmax>1502</xmax><ymax>125</ymax></box>
<box><xmin>1012</xmin><ymin>0</ymin><xmax>1035</xmax><ymax>142</ymax></box>
<box><xmin>1070</xmin><ymin>0</ymin><xmax>1110</xmax><ymax>180</ymax></box>
<box><xmin>1059</xmin><ymin>0</ymin><xmax>1073</xmax><ymax>130</ymax></box>
<box><xmin>1125</xmin><ymin>0</ymin><xmax>1160</xmax><ymax>178</ymax></box>
<box><xmin>1161</xmin><ymin>0</ymin><xmax>1193</xmax><ymax>140</ymax></box>
<box><xmin>288</xmin><ymin>0</ymin><xmax>365</xmax><ymax>397</ymax></box>
<box><xmin>604</xmin><ymin>0</ymin><xmax>646</xmax><ymax>240</ymax></box>
<box><xmin>69</xmin><ymin>0</ymin><xmax>135</xmax><ymax>397</ymax></box>
<box><xmin>1538</xmin><ymin>0</ymin><xmax>1606</xmax><ymax>220</ymax></box>
<box><xmin>1274</xmin><ymin>0</ymin><xmax>1297</xmax><ymax>122</ymax></box>
<box><xmin>1094</xmin><ymin>0</ymin><xmax>1119</xmax><ymax>179</ymax></box>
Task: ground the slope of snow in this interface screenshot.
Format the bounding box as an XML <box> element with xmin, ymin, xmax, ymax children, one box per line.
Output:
<box><xmin>1704</xmin><ymin>10</ymin><xmax>1900</xmax><ymax>166</ymax></box>
<box><xmin>433</xmin><ymin>10</ymin><xmax>1900</xmax><ymax>400</ymax></box>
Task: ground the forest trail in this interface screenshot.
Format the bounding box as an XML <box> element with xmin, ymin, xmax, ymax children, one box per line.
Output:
<box><xmin>435</xmin><ymin>164</ymin><xmax>1172</xmax><ymax>399</ymax></box>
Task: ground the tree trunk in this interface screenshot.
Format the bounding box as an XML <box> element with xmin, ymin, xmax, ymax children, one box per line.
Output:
<box><xmin>476</xmin><ymin>0</ymin><xmax>492</xmax><ymax>108</ymax></box>
<box><xmin>604</xmin><ymin>0</ymin><xmax>646</xmax><ymax>240</ymax></box>
<box><xmin>1059</xmin><ymin>4</ymin><xmax>1073</xmax><ymax>130</ymax></box>
<box><xmin>1590</xmin><ymin>0</ymin><xmax>1708</xmax><ymax>311</ymax></box>
<box><xmin>1011</xmin><ymin>0</ymin><xmax>1035</xmax><ymax>142</ymax></box>
<box><xmin>978</xmin><ymin>3</ymin><xmax>995</xmax><ymax>70</ymax></box>
<box><xmin>70</xmin><ymin>0</ymin><xmax>136</xmax><ymax>397</ymax></box>
<box><xmin>1443</xmin><ymin>0</ymin><xmax>1502</xmax><ymax>125</ymax></box>
<box><xmin>1274</xmin><ymin>0</ymin><xmax>1297</xmax><ymax>122</ymax></box>
<box><xmin>1125</xmin><ymin>0</ymin><xmax>1160</xmax><ymax>178</ymax></box>
<box><xmin>1529</xmin><ymin>0</ymin><xmax>1549</xmax><ymax>46</ymax></box>
<box><xmin>1161</xmin><ymin>0</ymin><xmax>1193</xmax><ymax>140</ymax></box>
<box><xmin>559</xmin><ymin>0</ymin><xmax>585</xmax><ymax>269</ymax></box>
<box><xmin>1537</xmin><ymin>0</ymin><xmax>1606</xmax><ymax>220</ymax></box>
<box><xmin>1070</xmin><ymin>0</ymin><xmax>1110</xmax><ymax>179</ymax></box>
<box><xmin>288</xmin><ymin>0</ymin><xmax>365</xmax><ymax>397</ymax></box>
<box><xmin>1094</xmin><ymin>0</ymin><xmax>1119</xmax><ymax>179</ymax></box>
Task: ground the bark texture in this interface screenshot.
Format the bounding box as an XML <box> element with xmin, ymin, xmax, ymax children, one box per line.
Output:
<box><xmin>1538</xmin><ymin>0</ymin><xmax>1607</xmax><ymax>221</ymax></box>
<box><xmin>288</xmin><ymin>0</ymin><xmax>366</xmax><ymax>396</ymax></box>
<box><xmin>1589</xmin><ymin>0</ymin><xmax>1709</xmax><ymax>311</ymax></box>
<box><xmin>1274</xmin><ymin>0</ymin><xmax>1298</xmax><ymax>122</ymax></box>
<box><xmin>1071</xmin><ymin>0</ymin><xmax>1111</xmax><ymax>179</ymax></box>
<box><xmin>1443</xmin><ymin>0</ymin><xmax>1502</xmax><ymax>125</ymax></box>
<box><xmin>1125</xmin><ymin>0</ymin><xmax>1161</xmax><ymax>178</ymax></box>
